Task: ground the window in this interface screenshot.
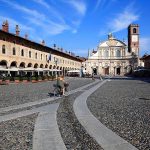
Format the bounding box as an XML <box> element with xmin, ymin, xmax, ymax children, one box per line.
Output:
<box><xmin>21</xmin><ymin>49</ymin><xmax>24</xmax><ymax>56</ymax></box>
<box><xmin>2</xmin><ymin>45</ymin><xmax>5</xmax><ymax>54</ymax></box>
<box><xmin>41</xmin><ymin>54</ymin><xmax>42</xmax><ymax>60</ymax></box>
<box><xmin>29</xmin><ymin>51</ymin><xmax>31</xmax><ymax>58</ymax></box>
<box><xmin>133</xmin><ymin>28</ymin><xmax>137</xmax><ymax>33</ymax></box>
<box><xmin>46</xmin><ymin>55</ymin><xmax>47</xmax><ymax>61</ymax></box>
<box><xmin>13</xmin><ymin>47</ymin><xmax>16</xmax><ymax>55</ymax></box>
<box><xmin>116</xmin><ymin>49</ymin><xmax>121</xmax><ymax>57</ymax></box>
<box><xmin>35</xmin><ymin>53</ymin><xmax>37</xmax><ymax>59</ymax></box>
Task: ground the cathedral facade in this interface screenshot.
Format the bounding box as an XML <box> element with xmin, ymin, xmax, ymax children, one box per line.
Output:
<box><xmin>84</xmin><ymin>24</ymin><xmax>139</xmax><ymax>76</ymax></box>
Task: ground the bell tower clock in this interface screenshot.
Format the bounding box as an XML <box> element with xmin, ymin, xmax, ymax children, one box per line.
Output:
<box><xmin>128</xmin><ymin>24</ymin><xmax>139</xmax><ymax>57</ymax></box>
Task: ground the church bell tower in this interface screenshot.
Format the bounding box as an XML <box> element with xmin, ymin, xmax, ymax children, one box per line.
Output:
<box><xmin>128</xmin><ymin>24</ymin><xmax>139</xmax><ymax>57</ymax></box>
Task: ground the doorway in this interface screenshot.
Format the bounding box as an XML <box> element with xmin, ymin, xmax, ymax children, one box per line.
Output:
<box><xmin>93</xmin><ymin>68</ymin><xmax>97</xmax><ymax>75</ymax></box>
<box><xmin>116</xmin><ymin>68</ymin><xmax>120</xmax><ymax>75</ymax></box>
<box><xmin>104</xmin><ymin>67</ymin><xmax>109</xmax><ymax>75</ymax></box>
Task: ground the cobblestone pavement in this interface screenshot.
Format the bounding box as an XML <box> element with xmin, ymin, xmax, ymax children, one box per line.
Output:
<box><xmin>57</xmin><ymin>92</ymin><xmax>103</xmax><ymax>150</ymax></box>
<box><xmin>0</xmin><ymin>77</ymin><xmax>93</xmax><ymax>108</ymax></box>
<box><xmin>87</xmin><ymin>79</ymin><xmax>150</xmax><ymax>150</ymax></box>
<box><xmin>0</xmin><ymin>113</ymin><xmax>38</xmax><ymax>150</ymax></box>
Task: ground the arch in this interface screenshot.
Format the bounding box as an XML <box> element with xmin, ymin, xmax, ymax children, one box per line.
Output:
<box><xmin>34</xmin><ymin>63</ymin><xmax>38</xmax><ymax>68</ymax></box>
<box><xmin>57</xmin><ymin>66</ymin><xmax>59</xmax><ymax>69</ymax></box>
<box><xmin>133</xmin><ymin>28</ymin><xmax>137</xmax><ymax>33</ymax></box>
<box><xmin>53</xmin><ymin>65</ymin><xmax>56</xmax><ymax>69</ymax></box>
<box><xmin>2</xmin><ymin>45</ymin><xmax>6</xmax><ymax>54</ymax></box>
<box><xmin>60</xmin><ymin>67</ymin><xmax>62</xmax><ymax>70</ymax></box>
<box><xmin>49</xmin><ymin>65</ymin><xmax>52</xmax><ymax>69</ymax></box>
<box><xmin>19</xmin><ymin>62</ymin><xmax>25</xmax><ymax>68</ymax></box>
<box><xmin>10</xmin><ymin>61</ymin><xmax>17</xmax><ymax>68</ymax></box>
<box><xmin>27</xmin><ymin>63</ymin><xmax>32</xmax><ymax>67</ymax></box>
<box><xmin>0</xmin><ymin>60</ymin><xmax>7</xmax><ymax>68</ymax></box>
<box><xmin>40</xmin><ymin>64</ymin><xmax>44</xmax><ymax>68</ymax></box>
<box><xmin>45</xmin><ymin>64</ymin><xmax>48</xmax><ymax>68</ymax></box>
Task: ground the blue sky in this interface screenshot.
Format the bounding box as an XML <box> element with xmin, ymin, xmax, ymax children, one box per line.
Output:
<box><xmin>0</xmin><ymin>0</ymin><xmax>150</xmax><ymax>57</ymax></box>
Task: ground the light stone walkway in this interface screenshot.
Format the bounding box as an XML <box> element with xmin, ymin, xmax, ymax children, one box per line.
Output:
<box><xmin>73</xmin><ymin>80</ymin><xmax>138</xmax><ymax>150</ymax></box>
<box><xmin>33</xmin><ymin>104</ymin><xmax>66</xmax><ymax>150</ymax></box>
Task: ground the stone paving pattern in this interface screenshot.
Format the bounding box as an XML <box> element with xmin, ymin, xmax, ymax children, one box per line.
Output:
<box><xmin>87</xmin><ymin>79</ymin><xmax>150</xmax><ymax>150</ymax></box>
<box><xmin>0</xmin><ymin>113</ymin><xmax>38</xmax><ymax>150</ymax></box>
<box><xmin>0</xmin><ymin>77</ymin><xmax>93</xmax><ymax>108</ymax></box>
<box><xmin>57</xmin><ymin>92</ymin><xmax>103</xmax><ymax>150</ymax></box>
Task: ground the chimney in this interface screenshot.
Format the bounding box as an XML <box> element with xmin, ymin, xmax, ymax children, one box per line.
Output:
<box><xmin>41</xmin><ymin>40</ymin><xmax>45</xmax><ymax>46</ymax></box>
<box><xmin>2</xmin><ymin>21</ymin><xmax>5</xmax><ymax>31</ymax></box>
<box><xmin>53</xmin><ymin>44</ymin><xmax>56</xmax><ymax>49</ymax></box>
<box><xmin>25</xmin><ymin>33</ymin><xmax>28</xmax><ymax>39</ymax></box>
<box><xmin>15</xmin><ymin>25</ymin><xmax>20</xmax><ymax>36</ymax></box>
<box><xmin>5</xmin><ymin>20</ymin><xmax>9</xmax><ymax>32</ymax></box>
<box><xmin>2</xmin><ymin>20</ymin><xmax>9</xmax><ymax>32</ymax></box>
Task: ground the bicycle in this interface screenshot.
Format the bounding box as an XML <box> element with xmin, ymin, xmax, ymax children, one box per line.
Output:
<box><xmin>53</xmin><ymin>84</ymin><xmax>63</xmax><ymax>96</ymax></box>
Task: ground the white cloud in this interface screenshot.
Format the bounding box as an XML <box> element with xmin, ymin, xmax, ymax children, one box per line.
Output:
<box><xmin>1</xmin><ymin>0</ymin><xmax>46</xmax><ymax>20</ymax></box>
<box><xmin>108</xmin><ymin>4</ymin><xmax>139</xmax><ymax>33</ymax></box>
<box><xmin>72</xmin><ymin>29</ymin><xmax>77</xmax><ymax>34</ymax></box>
<box><xmin>94</xmin><ymin>0</ymin><xmax>104</xmax><ymax>12</ymax></box>
<box><xmin>27</xmin><ymin>17</ymin><xmax>70</xmax><ymax>35</ymax></box>
<box><xmin>63</xmin><ymin>0</ymin><xmax>87</xmax><ymax>16</ymax></box>
<box><xmin>140</xmin><ymin>37</ymin><xmax>150</xmax><ymax>55</ymax></box>
<box><xmin>1</xmin><ymin>0</ymin><xmax>71</xmax><ymax>35</ymax></box>
<box><xmin>32</xmin><ymin>0</ymin><xmax>50</xmax><ymax>9</ymax></box>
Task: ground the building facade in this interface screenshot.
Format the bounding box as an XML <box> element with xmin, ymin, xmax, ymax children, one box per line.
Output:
<box><xmin>140</xmin><ymin>54</ymin><xmax>150</xmax><ymax>69</ymax></box>
<box><xmin>0</xmin><ymin>21</ymin><xmax>82</xmax><ymax>76</ymax></box>
<box><xmin>84</xmin><ymin>24</ymin><xmax>140</xmax><ymax>76</ymax></box>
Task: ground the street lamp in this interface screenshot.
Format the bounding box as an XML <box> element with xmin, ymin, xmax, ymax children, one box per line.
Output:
<box><xmin>55</xmin><ymin>60</ymin><xmax>58</xmax><ymax>78</ymax></box>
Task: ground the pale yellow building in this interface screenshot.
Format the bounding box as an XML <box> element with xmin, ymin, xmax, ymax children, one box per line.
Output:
<box><xmin>0</xmin><ymin>21</ymin><xmax>82</xmax><ymax>76</ymax></box>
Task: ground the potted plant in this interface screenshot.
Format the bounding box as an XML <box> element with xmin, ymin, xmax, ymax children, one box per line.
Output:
<box><xmin>32</xmin><ymin>76</ymin><xmax>37</xmax><ymax>83</ymax></box>
<box><xmin>14</xmin><ymin>76</ymin><xmax>20</xmax><ymax>83</ymax></box>
<box><xmin>23</xmin><ymin>76</ymin><xmax>28</xmax><ymax>83</ymax></box>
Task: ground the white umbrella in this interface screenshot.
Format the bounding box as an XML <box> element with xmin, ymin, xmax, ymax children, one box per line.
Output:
<box><xmin>34</xmin><ymin>68</ymin><xmax>43</xmax><ymax>72</ymax></box>
<box><xmin>49</xmin><ymin>69</ymin><xmax>61</xmax><ymax>72</ymax></box>
<box><xmin>0</xmin><ymin>68</ymin><xmax>8</xmax><ymax>71</ymax></box>
<box><xmin>83</xmin><ymin>70</ymin><xmax>88</xmax><ymax>73</ymax></box>
<box><xmin>67</xmin><ymin>70</ymin><xmax>80</xmax><ymax>73</ymax></box>
<box><xmin>7</xmin><ymin>67</ymin><xmax>19</xmax><ymax>71</ymax></box>
<box><xmin>19</xmin><ymin>67</ymin><xmax>35</xmax><ymax>71</ymax></box>
<box><xmin>42</xmin><ymin>68</ymin><xmax>50</xmax><ymax>71</ymax></box>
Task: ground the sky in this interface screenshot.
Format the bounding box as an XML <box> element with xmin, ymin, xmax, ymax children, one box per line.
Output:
<box><xmin>0</xmin><ymin>0</ymin><xmax>150</xmax><ymax>57</ymax></box>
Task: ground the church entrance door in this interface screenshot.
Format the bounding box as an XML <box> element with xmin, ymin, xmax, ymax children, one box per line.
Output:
<box><xmin>116</xmin><ymin>68</ymin><xmax>120</xmax><ymax>75</ymax></box>
<box><xmin>104</xmin><ymin>67</ymin><xmax>109</xmax><ymax>75</ymax></box>
<box><xmin>93</xmin><ymin>68</ymin><xmax>97</xmax><ymax>75</ymax></box>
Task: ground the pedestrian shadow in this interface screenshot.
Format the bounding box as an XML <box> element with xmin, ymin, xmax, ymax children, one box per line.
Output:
<box><xmin>139</xmin><ymin>97</ymin><xmax>150</xmax><ymax>101</ymax></box>
<box><xmin>48</xmin><ymin>92</ymin><xmax>55</xmax><ymax>97</ymax></box>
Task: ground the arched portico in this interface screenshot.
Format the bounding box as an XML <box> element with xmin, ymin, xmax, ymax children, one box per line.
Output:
<box><xmin>0</xmin><ymin>60</ymin><xmax>7</xmax><ymax>68</ymax></box>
